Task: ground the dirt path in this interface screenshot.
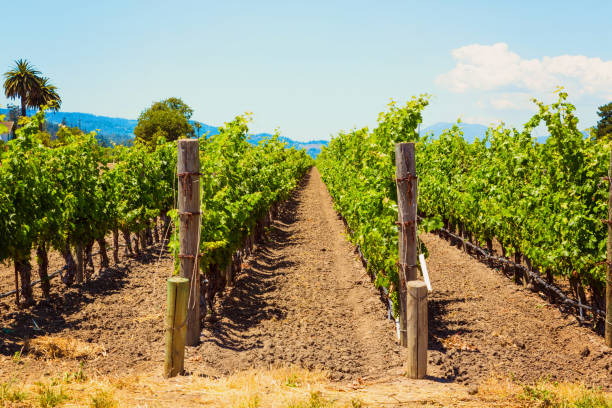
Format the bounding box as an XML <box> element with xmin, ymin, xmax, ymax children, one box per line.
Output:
<box><xmin>190</xmin><ymin>168</ymin><xmax>404</xmax><ymax>380</ymax></box>
<box><xmin>0</xmin><ymin>168</ymin><xmax>406</xmax><ymax>383</ymax></box>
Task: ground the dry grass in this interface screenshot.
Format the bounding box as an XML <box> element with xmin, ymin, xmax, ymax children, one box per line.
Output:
<box><xmin>24</xmin><ymin>336</ymin><xmax>107</xmax><ymax>359</ymax></box>
<box><xmin>478</xmin><ymin>376</ymin><xmax>612</xmax><ymax>407</ymax></box>
<box><xmin>133</xmin><ymin>312</ymin><xmax>163</xmax><ymax>323</ymax></box>
<box><xmin>2</xmin><ymin>366</ymin><xmax>611</xmax><ymax>407</ymax></box>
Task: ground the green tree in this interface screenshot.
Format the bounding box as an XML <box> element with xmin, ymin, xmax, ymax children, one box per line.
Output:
<box><xmin>595</xmin><ymin>102</ymin><xmax>612</xmax><ymax>141</ymax></box>
<box><xmin>3</xmin><ymin>60</ymin><xmax>61</xmax><ymax>117</ymax></box>
<box><xmin>3</xmin><ymin>59</ymin><xmax>41</xmax><ymax>116</ymax></box>
<box><xmin>134</xmin><ymin>97</ymin><xmax>195</xmax><ymax>147</ymax></box>
<box><xmin>28</xmin><ymin>77</ymin><xmax>61</xmax><ymax>112</ymax></box>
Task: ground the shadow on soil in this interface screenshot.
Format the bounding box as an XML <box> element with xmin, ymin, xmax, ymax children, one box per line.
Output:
<box><xmin>0</xmin><ymin>243</ymin><xmax>168</xmax><ymax>356</ymax></box>
<box><xmin>428</xmin><ymin>294</ymin><xmax>473</xmax><ymax>353</ymax></box>
<box><xmin>200</xmin><ymin>180</ymin><xmax>306</xmax><ymax>352</ymax></box>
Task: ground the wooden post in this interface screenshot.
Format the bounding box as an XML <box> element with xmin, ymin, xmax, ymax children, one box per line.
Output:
<box><xmin>606</xmin><ymin>148</ymin><xmax>612</xmax><ymax>348</ymax></box>
<box><xmin>406</xmin><ymin>280</ymin><xmax>428</xmax><ymax>379</ymax></box>
<box><xmin>395</xmin><ymin>143</ymin><xmax>418</xmax><ymax>347</ymax></box>
<box><xmin>164</xmin><ymin>276</ymin><xmax>189</xmax><ymax>378</ymax></box>
<box><xmin>177</xmin><ymin>139</ymin><xmax>201</xmax><ymax>346</ymax></box>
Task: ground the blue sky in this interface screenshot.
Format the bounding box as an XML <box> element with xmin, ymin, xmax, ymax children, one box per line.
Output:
<box><xmin>1</xmin><ymin>1</ymin><xmax>611</xmax><ymax>141</ymax></box>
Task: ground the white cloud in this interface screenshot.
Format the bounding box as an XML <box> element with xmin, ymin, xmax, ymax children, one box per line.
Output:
<box><xmin>436</xmin><ymin>43</ymin><xmax>612</xmax><ymax>100</ymax></box>
<box><xmin>488</xmin><ymin>92</ymin><xmax>533</xmax><ymax>110</ymax></box>
<box><xmin>461</xmin><ymin>115</ymin><xmax>503</xmax><ymax>126</ymax></box>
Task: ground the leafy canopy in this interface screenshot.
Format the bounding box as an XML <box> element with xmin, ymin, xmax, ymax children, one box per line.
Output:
<box><xmin>134</xmin><ymin>97</ymin><xmax>195</xmax><ymax>147</ymax></box>
<box><xmin>3</xmin><ymin>59</ymin><xmax>61</xmax><ymax>116</ymax></box>
<box><xmin>595</xmin><ymin>102</ymin><xmax>612</xmax><ymax>141</ymax></box>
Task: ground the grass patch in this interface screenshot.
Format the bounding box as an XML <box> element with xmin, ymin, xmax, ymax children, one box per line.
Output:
<box><xmin>12</xmin><ymin>350</ymin><xmax>22</xmax><ymax>365</ymax></box>
<box><xmin>479</xmin><ymin>377</ymin><xmax>611</xmax><ymax>408</ymax></box>
<box><xmin>36</xmin><ymin>382</ymin><xmax>69</xmax><ymax>407</ymax></box>
<box><xmin>520</xmin><ymin>381</ymin><xmax>612</xmax><ymax>407</ymax></box>
<box><xmin>236</xmin><ymin>395</ymin><xmax>261</xmax><ymax>408</ymax></box>
<box><xmin>0</xmin><ymin>379</ymin><xmax>27</xmax><ymax>403</ymax></box>
<box><xmin>287</xmin><ymin>392</ymin><xmax>336</xmax><ymax>408</ymax></box>
<box><xmin>285</xmin><ymin>374</ymin><xmax>301</xmax><ymax>388</ymax></box>
<box><xmin>286</xmin><ymin>392</ymin><xmax>365</xmax><ymax>408</ymax></box>
<box><xmin>62</xmin><ymin>362</ymin><xmax>87</xmax><ymax>384</ymax></box>
<box><xmin>90</xmin><ymin>390</ymin><xmax>118</xmax><ymax>408</ymax></box>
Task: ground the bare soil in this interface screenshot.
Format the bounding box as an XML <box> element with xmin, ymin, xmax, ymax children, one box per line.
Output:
<box><xmin>423</xmin><ymin>232</ymin><xmax>612</xmax><ymax>389</ymax></box>
<box><xmin>1</xmin><ymin>167</ymin><xmax>610</xmax><ymax>392</ymax></box>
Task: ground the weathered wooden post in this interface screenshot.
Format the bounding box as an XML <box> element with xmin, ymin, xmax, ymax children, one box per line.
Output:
<box><xmin>395</xmin><ymin>143</ymin><xmax>418</xmax><ymax>346</ymax></box>
<box><xmin>164</xmin><ymin>276</ymin><xmax>189</xmax><ymax>377</ymax></box>
<box><xmin>606</xmin><ymin>148</ymin><xmax>612</xmax><ymax>348</ymax></box>
<box><xmin>177</xmin><ymin>139</ymin><xmax>201</xmax><ymax>346</ymax></box>
<box><xmin>406</xmin><ymin>280</ymin><xmax>428</xmax><ymax>378</ymax></box>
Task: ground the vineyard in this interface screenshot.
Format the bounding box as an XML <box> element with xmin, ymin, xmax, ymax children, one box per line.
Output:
<box><xmin>317</xmin><ymin>92</ymin><xmax>610</xmax><ymax>331</ymax></box>
<box><xmin>1</xmin><ymin>95</ymin><xmax>612</xmax><ymax>407</ymax></box>
<box><xmin>0</xmin><ymin>110</ymin><xmax>312</xmax><ymax>309</ymax></box>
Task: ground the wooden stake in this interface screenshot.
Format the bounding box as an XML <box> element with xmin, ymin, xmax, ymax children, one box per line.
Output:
<box><xmin>177</xmin><ymin>139</ymin><xmax>201</xmax><ymax>346</ymax></box>
<box><xmin>395</xmin><ymin>143</ymin><xmax>418</xmax><ymax>347</ymax></box>
<box><xmin>406</xmin><ymin>280</ymin><xmax>428</xmax><ymax>379</ymax></box>
<box><xmin>606</xmin><ymin>148</ymin><xmax>612</xmax><ymax>348</ymax></box>
<box><xmin>164</xmin><ymin>276</ymin><xmax>189</xmax><ymax>378</ymax></box>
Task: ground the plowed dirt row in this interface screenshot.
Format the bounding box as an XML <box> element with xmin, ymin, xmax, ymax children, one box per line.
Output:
<box><xmin>188</xmin><ymin>168</ymin><xmax>403</xmax><ymax>381</ymax></box>
<box><xmin>0</xmin><ymin>167</ymin><xmax>610</xmax><ymax>394</ymax></box>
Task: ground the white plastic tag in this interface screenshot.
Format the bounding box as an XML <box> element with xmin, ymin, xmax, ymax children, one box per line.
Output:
<box><xmin>419</xmin><ymin>253</ymin><xmax>432</xmax><ymax>292</ymax></box>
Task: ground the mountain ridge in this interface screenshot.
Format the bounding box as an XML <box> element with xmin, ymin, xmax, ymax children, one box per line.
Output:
<box><xmin>0</xmin><ymin>109</ymin><xmax>327</xmax><ymax>157</ymax></box>
<box><xmin>4</xmin><ymin>109</ymin><xmax>569</xmax><ymax>155</ymax></box>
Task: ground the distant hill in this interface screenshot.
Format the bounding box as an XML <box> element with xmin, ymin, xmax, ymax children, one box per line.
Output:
<box><xmin>0</xmin><ymin>109</ymin><xmax>327</xmax><ymax>157</ymax></box>
<box><xmin>421</xmin><ymin>122</ymin><xmax>589</xmax><ymax>144</ymax></box>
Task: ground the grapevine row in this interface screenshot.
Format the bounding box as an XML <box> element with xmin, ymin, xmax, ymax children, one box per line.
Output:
<box><xmin>418</xmin><ymin>92</ymin><xmax>608</xmax><ymax>321</ymax></box>
<box><xmin>318</xmin><ymin>92</ymin><xmax>608</xmax><ymax>323</ymax></box>
<box><xmin>0</xmin><ymin>110</ymin><xmax>312</xmax><ymax>307</ymax></box>
<box><xmin>169</xmin><ymin>115</ymin><xmax>312</xmax><ymax>315</ymax></box>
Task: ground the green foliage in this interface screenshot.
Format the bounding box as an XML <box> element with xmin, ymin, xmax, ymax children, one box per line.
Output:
<box><xmin>12</xmin><ymin>350</ymin><xmax>22</xmax><ymax>364</ymax></box>
<box><xmin>0</xmin><ymin>108</ymin><xmax>176</xmax><ymax>293</ymax></box>
<box><xmin>0</xmin><ymin>111</ymin><xmax>50</xmax><ymax>265</ymax></box>
<box><xmin>0</xmin><ymin>107</ymin><xmax>311</xmax><ymax>306</ymax></box>
<box><xmin>285</xmin><ymin>374</ymin><xmax>300</xmax><ymax>387</ymax></box>
<box><xmin>318</xmin><ymin>91</ymin><xmax>608</xmax><ymax>314</ymax></box>
<box><xmin>595</xmin><ymin>102</ymin><xmax>612</xmax><ymax>141</ymax></box>
<box><xmin>317</xmin><ymin>96</ymin><xmax>430</xmax><ymax>315</ymax></box>
<box><xmin>134</xmin><ymin>97</ymin><xmax>195</xmax><ymax>147</ymax></box>
<box><xmin>54</xmin><ymin>125</ymin><xmax>88</xmax><ymax>146</ymax></box>
<box><xmin>35</xmin><ymin>382</ymin><xmax>69</xmax><ymax>407</ymax></box>
<box><xmin>169</xmin><ymin>115</ymin><xmax>313</xmax><ymax>280</ymax></box>
<box><xmin>3</xmin><ymin>59</ymin><xmax>61</xmax><ymax>116</ymax></box>
<box><xmin>63</xmin><ymin>363</ymin><xmax>87</xmax><ymax>384</ymax></box>
<box><xmin>0</xmin><ymin>114</ymin><xmax>6</xmax><ymax>134</ymax></box>
<box><xmin>521</xmin><ymin>383</ymin><xmax>612</xmax><ymax>407</ymax></box>
<box><xmin>0</xmin><ymin>379</ymin><xmax>28</xmax><ymax>403</ymax></box>
<box><xmin>418</xmin><ymin>91</ymin><xmax>609</xmax><ymax>292</ymax></box>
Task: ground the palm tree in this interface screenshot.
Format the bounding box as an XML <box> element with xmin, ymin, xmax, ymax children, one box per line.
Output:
<box><xmin>3</xmin><ymin>59</ymin><xmax>42</xmax><ymax>116</ymax></box>
<box><xmin>28</xmin><ymin>77</ymin><xmax>61</xmax><ymax>112</ymax></box>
